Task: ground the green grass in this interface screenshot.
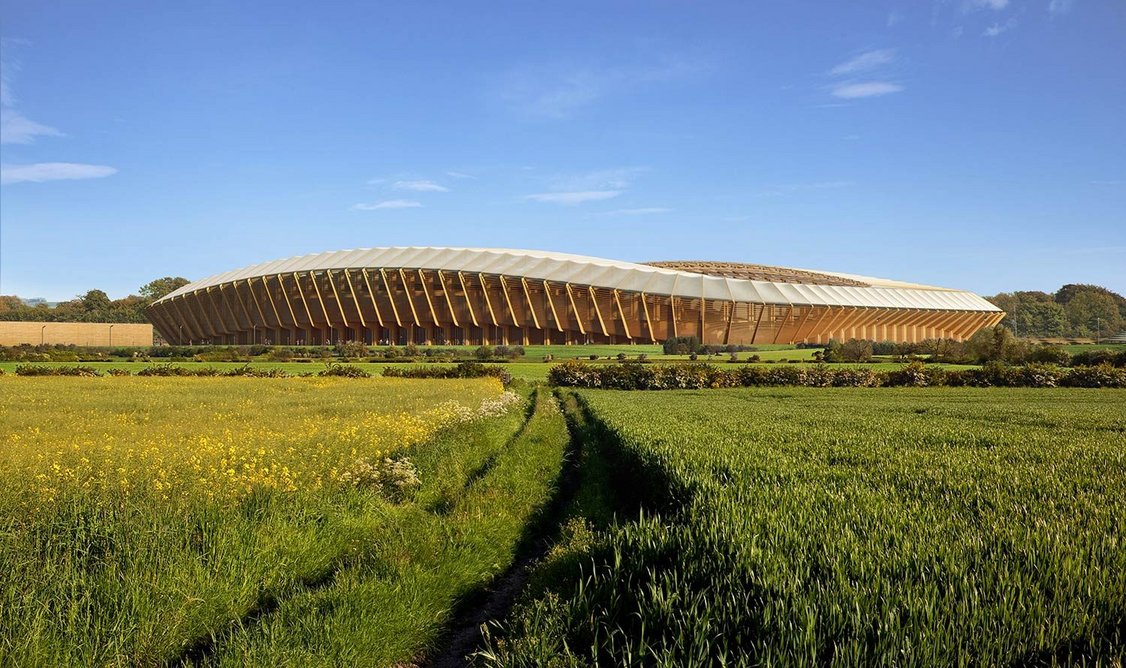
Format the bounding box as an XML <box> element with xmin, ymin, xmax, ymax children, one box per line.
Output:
<box><xmin>1061</xmin><ymin>343</ymin><xmax>1126</xmax><ymax>354</ymax></box>
<box><xmin>205</xmin><ymin>389</ymin><xmax>570</xmax><ymax>666</ymax></box>
<box><xmin>483</xmin><ymin>388</ymin><xmax>1126</xmax><ymax>667</ymax></box>
<box><xmin>0</xmin><ymin>378</ymin><xmax>569</xmax><ymax>666</ymax></box>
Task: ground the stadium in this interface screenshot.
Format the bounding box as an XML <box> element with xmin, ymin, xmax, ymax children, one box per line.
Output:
<box><xmin>146</xmin><ymin>247</ymin><xmax>1004</xmax><ymax>346</ymax></box>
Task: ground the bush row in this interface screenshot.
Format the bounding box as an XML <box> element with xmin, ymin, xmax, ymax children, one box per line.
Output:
<box><xmin>10</xmin><ymin>361</ymin><xmax>511</xmax><ymax>382</ymax></box>
<box><xmin>547</xmin><ymin>360</ymin><xmax>1126</xmax><ymax>389</ymax></box>
<box><xmin>11</xmin><ymin>363</ymin><xmax>357</xmax><ymax>378</ymax></box>
<box><xmin>381</xmin><ymin>362</ymin><xmax>513</xmax><ymax>385</ymax></box>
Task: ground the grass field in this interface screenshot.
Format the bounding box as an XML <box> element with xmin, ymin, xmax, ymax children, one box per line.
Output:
<box><xmin>485</xmin><ymin>388</ymin><xmax>1126</xmax><ymax>666</ymax></box>
<box><xmin>0</xmin><ymin>377</ymin><xmax>569</xmax><ymax>665</ymax></box>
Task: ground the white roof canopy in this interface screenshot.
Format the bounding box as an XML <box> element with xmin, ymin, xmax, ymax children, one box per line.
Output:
<box><xmin>154</xmin><ymin>247</ymin><xmax>1001</xmax><ymax>313</ymax></box>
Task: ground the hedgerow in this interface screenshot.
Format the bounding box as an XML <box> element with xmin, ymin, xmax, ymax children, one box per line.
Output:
<box><xmin>547</xmin><ymin>360</ymin><xmax>1126</xmax><ymax>389</ymax></box>
<box><xmin>382</xmin><ymin>361</ymin><xmax>513</xmax><ymax>385</ymax></box>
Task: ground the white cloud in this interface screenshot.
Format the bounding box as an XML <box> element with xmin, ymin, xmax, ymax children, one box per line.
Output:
<box><xmin>552</xmin><ymin>167</ymin><xmax>648</xmax><ymax>192</ymax></box>
<box><xmin>446</xmin><ymin>171</ymin><xmax>475</xmax><ymax>179</ymax></box>
<box><xmin>1048</xmin><ymin>0</ymin><xmax>1075</xmax><ymax>14</ymax></box>
<box><xmin>599</xmin><ymin>207</ymin><xmax>671</xmax><ymax>216</ymax></box>
<box><xmin>831</xmin><ymin>82</ymin><xmax>903</xmax><ymax>98</ymax></box>
<box><xmin>350</xmin><ymin>200</ymin><xmax>422</xmax><ymax>210</ymax></box>
<box><xmin>525</xmin><ymin>190</ymin><xmax>622</xmax><ymax>205</ymax></box>
<box><xmin>392</xmin><ymin>179</ymin><xmax>448</xmax><ymax>192</ymax></box>
<box><xmin>498</xmin><ymin>57</ymin><xmax>704</xmax><ymax>120</ymax></box>
<box><xmin>982</xmin><ymin>18</ymin><xmax>1016</xmax><ymax>36</ymax></box>
<box><xmin>1</xmin><ymin>162</ymin><xmax>117</xmax><ymax>185</ymax></box>
<box><xmin>0</xmin><ymin>44</ymin><xmax>62</xmax><ymax>145</ymax></box>
<box><xmin>1</xmin><ymin>109</ymin><xmax>62</xmax><ymax>144</ymax></box>
<box><xmin>966</xmin><ymin>0</ymin><xmax>1009</xmax><ymax>10</ymax></box>
<box><xmin>829</xmin><ymin>49</ymin><xmax>896</xmax><ymax>76</ymax></box>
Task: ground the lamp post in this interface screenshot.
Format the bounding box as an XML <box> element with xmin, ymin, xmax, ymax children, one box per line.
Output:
<box><xmin>1096</xmin><ymin>316</ymin><xmax>1101</xmax><ymax>344</ymax></box>
<box><xmin>41</xmin><ymin>324</ymin><xmax>46</xmax><ymax>345</ymax></box>
<box><xmin>178</xmin><ymin>324</ymin><xmax>183</xmax><ymax>345</ymax></box>
<box><xmin>108</xmin><ymin>324</ymin><xmax>114</xmax><ymax>347</ymax></box>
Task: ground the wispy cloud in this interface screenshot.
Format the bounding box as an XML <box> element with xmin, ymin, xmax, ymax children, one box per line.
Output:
<box><xmin>1048</xmin><ymin>0</ymin><xmax>1075</xmax><ymax>14</ymax></box>
<box><xmin>350</xmin><ymin>200</ymin><xmax>422</xmax><ymax>210</ymax></box>
<box><xmin>498</xmin><ymin>56</ymin><xmax>704</xmax><ymax>120</ymax></box>
<box><xmin>965</xmin><ymin>0</ymin><xmax>1009</xmax><ymax>10</ymax></box>
<box><xmin>525</xmin><ymin>166</ymin><xmax>649</xmax><ymax>205</ymax></box>
<box><xmin>983</xmin><ymin>18</ymin><xmax>1017</xmax><ymax>36</ymax></box>
<box><xmin>831</xmin><ymin>82</ymin><xmax>903</xmax><ymax>98</ymax></box>
<box><xmin>1</xmin><ymin>162</ymin><xmax>117</xmax><ymax>185</ymax></box>
<box><xmin>1</xmin><ymin>42</ymin><xmax>62</xmax><ymax>145</ymax></box>
<box><xmin>1</xmin><ymin>108</ymin><xmax>62</xmax><ymax>144</ymax></box>
<box><xmin>598</xmin><ymin>207</ymin><xmax>671</xmax><ymax>216</ymax></box>
<box><xmin>446</xmin><ymin>171</ymin><xmax>475</xmax><ymax>179</ymax></box>
<box><xmin>830</xmin><ymin>49</ymin><xmax>896</xmax><ymax>76</ymax></box>
<box><xmin>392</xmin><ymin>179</ymin><xmax>448</xmax><ymax>192</ymax></box>
<box><xmin>826</xmin><ymin>48</ymin><xmax>902</xmax><ymax>101</ymax></box>
<box><xmin>525</xmin><ymin>190</ymin><xmax>622</xmax><ymax>205</ymax></box>
<box><xmin>552</xmin><ymin>167</ymin><xmax>648</xmax><ymax>192</ymax></box>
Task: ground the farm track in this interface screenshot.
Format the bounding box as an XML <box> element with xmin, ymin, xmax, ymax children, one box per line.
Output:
<box><xmin>422</xmin><ymin>391</ymin><xmax>585</xmax><ymax>668</ymax></box>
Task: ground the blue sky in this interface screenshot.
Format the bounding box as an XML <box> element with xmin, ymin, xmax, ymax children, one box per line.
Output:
<box><xmin>1</xmin><ymin>0</ymin><xmax>1123</xmax><ymax>301</ymax></box>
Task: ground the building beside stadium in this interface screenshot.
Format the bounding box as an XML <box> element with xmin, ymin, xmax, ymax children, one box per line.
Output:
<box><xmin>145</xmin><ymin>247</ymin><xmax>1004</xmax><ymax>346</ymax></box>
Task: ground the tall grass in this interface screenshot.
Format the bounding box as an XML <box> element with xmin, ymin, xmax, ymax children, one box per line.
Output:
<box><xmin>206</xmin><ymin>389</ymin><xmax>570</xmax><ymax>666</ymax></box>
<box><xmin>482</xmin><ymin>388</ymin><xmax>1126</xmax><ymax>666</ymax></box>
<box><xmin>0</xmin><ymin>377</ymin><xmax>568</xmax><ymax>665</ymax></box>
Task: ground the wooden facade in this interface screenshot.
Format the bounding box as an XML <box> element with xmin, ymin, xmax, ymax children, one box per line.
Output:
<box><xmin>146</xmin><ymin>266</ymin><xmax>1004</xmax><ymax>346</ymax></box>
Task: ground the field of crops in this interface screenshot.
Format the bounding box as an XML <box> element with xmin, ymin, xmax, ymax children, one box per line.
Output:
<box><xmin>0</xmin><ymin>377</ymin><xmax>569</xmax><ymax>665</ymax></box>
<box><xmin>487</xmin><ymin>388</ymin><xmax>1126</xmax><ymax>666</ymax></box>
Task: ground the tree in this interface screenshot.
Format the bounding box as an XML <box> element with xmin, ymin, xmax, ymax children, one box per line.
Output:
<box><xmin>1010</xmin><ymin>300</ymin><xmax>1067</xmax><ymax>338</ymax></box>
<box><xmin>965</xmin><ymin>324</ymin><xmax>1029</xmax><ymax>363</ymax></box>
<box><xmin>139</xmin><ymin>277</ymin><xmax>190</xmax><ymax>302</ymax></box>
<box><xmin>1063</xmin><ymin>291</ymin><xmax>1122</xmax><ymax>338</ymax></box>
<box><xmin>80</xmin><ymin>290</ymin><xmax>112</xmax><ymax>314</ymax></box>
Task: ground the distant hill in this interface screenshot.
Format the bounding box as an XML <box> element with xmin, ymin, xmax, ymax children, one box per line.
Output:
<box><xmin>986</xmin><ymin>284</ymin><xmax>1124</xmax><ymax>340</ymax></box>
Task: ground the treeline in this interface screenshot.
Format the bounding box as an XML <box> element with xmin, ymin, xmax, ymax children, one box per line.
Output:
<box><xmin>821</xmin><ymin>325</ymin><xmax>1112</xmax><ymax>366</ymax></box>
<box><xmin>0</xmin><ymin>277</ymin><xmax>188</xmax><ymax>323</ymax></box>
<box><xmin>548</xmin><ymin>360</ymin><xmax>1126</xmax><ymax>389</ymax></box>
<box><xmin>986</xmin><ymin>283</ymin><xmax>1124</xmax><ymax>339</ymax></box>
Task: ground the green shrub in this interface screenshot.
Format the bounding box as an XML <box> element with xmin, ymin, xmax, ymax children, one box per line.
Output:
<box><xmin>382</xmin><ymin>361</ymin><xmax>512</xmax><ymax>385</ymax></box>
<box><xmin>317</xmin><ymin>363</ymin><xmax>371</xmax><ymax>378</ymax></box>
<box><xmin>15</xmin><ymin>365</ymin><xmax>103</xmax><ymax>377</ymax></box>
<box><xmin>1062</xmin><ymin>364</ymin><xmax>1126</xmax><ymax>388</ymax></box>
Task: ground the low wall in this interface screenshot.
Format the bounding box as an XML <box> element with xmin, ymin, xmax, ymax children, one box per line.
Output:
<box><xmin>0</xmin><ymin>322</ymin><xmax>153</xmax><ymax>347</ymax></box>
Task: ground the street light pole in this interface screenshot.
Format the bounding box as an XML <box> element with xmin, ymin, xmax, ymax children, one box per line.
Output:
<box><xmin>41</xmin><ymin>324</ymin><xmax>46</xmax><ymax>345</ymax></box>
<box><xmin>108</xmin><ymin>324</ymin><xmax>114</xmax><ymax>348</ymax></box>
<box><xmin>1096</xmin><ymin>317</ymin><xmax>1101</xmax><ymax>344</ymax></box>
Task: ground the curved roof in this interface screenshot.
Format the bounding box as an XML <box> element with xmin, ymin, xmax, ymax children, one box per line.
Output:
<box><xmin>644</xmin><ymin>261</ymin><xmax>871</xmax><ymax>287</ymax></box>
<box><xmin>154</xmin><ymin>247</ymin><xmax>1001</xmax><ymax>312</ymax></box>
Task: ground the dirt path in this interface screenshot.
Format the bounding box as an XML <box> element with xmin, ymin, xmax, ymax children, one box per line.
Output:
<box><xmin>422</xmin><ymin>392</ymin><xmax>583</xmax><ymax>668</ymax></box>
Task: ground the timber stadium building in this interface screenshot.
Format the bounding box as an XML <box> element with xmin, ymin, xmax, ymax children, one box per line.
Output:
<box><xmin>146</xmin><ymin>247</ymin><xmax>1004</xmax><ymax>346</ymax></box>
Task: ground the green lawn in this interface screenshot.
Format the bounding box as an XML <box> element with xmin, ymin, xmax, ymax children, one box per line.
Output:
<box><xmin>1060</xmin><ymin>343</ymin><xmax>1126</xmax><ymax>354</ymax></box>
